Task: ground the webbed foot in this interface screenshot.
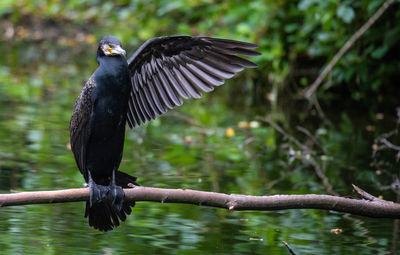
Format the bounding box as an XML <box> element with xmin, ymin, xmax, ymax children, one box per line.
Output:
<box><xmin>88</xmin><ymin>170</ymin><xmax>125</xmax><ymax>211</ymax></box>
<box><xmin>108</xmin><ymin>169</ymin><xmax>124</xmax><ymax>211</ymax></box>
<box><xmin>88</xmin><ymin>172</ymin><xmax>110</xmax><ymax>207</ymax></box>
<box><xmin>108</xmin><ymin>184</ymin><xmax>124</xmax><ymax>211</ymax></box>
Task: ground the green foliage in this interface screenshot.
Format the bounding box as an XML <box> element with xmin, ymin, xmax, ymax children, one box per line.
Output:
<box><xmin>0</xmin><ymin>1</ymin><xmax>399</xmax><ymax>254</ymax></box>
<box><xmin>2</xmin><ymin>0</ymin><xmax>399</xmax><ymax>100</ymax></box>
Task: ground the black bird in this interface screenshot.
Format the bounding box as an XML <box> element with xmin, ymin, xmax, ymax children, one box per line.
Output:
<box><xmin>70</xmin><ymin>35</ymin><xmax>260</xmax><ymax>231</ymax></box>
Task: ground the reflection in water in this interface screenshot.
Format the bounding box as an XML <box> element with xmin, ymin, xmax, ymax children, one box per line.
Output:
<box><xmin>0</xmin><ymin>39</ymin><xmax>397</xmax><ymax>254</ymax></box>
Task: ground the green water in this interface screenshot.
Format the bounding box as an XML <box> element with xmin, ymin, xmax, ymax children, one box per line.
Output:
<box><xmin>0</xmin><ymin>38</ymin><xmax>398</xmax><ymax>255</ymax></box>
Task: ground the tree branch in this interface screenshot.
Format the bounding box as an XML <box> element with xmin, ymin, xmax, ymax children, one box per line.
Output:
<box><xmin>304</xmin><ymin>0</ymin><xmax>396</xmax><ymax>99</ymax></box>
<box><xmin>1</xmin><ymin>186</ymin><xmax>400</xmax><ymax>218</ymax></box>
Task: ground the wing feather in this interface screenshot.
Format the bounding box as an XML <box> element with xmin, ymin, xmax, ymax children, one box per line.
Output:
<box><xmin>127</xmin><ymin>96</ymin><xmax>141</xmax><ymax>127</ymax></box>
<box><xmin>70</xmin><ymin>75</ymin><xmax>96</xmax><ymax>181</ymax></box>
<box><xmin>180</xmin><ymin>65</ymin><xmax>214</xmax><ymax>92</ymax></box>
<box><xmin>142</xmin><ymin>84</ymin><xmax>162</xmax><ymax>116</ymax></box>
<box><xmin>126</xmin><ymin>36</ymin><xmax>260</xmax><ymax>127</ymax></box>
<box><xmin>138</xmin><ymin>87</ymin><xmax>156</xmax><ymax>120</ymax></box>
<box><xmin>162</xmin><ymin>67</ymin><xmax>190</xmax><ymax>99</ymax></box>
<box><xmin>153</xmin><ymin>74</ymin><xmax>175</xmax><ymax>109</ymax></box>
<box><xmin>173</xmin><ymin>67</ymin><xmax>202</xmax><ymax>99</ymax></box>
<box><xmin>147</xmin><ymin>79</ymin><xmax>167</xmax><ymax>114</ymax></box>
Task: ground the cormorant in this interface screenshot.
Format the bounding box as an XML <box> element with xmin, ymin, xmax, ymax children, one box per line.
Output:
<box><xmin>70</xmin><ymin>35</ymin><xmax>260</xmax><ymax>231</ymax></box>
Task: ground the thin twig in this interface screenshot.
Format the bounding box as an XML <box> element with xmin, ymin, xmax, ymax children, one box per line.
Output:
<box><xmin>304</xmin><ymin>0</ymin><xmax>396</xmax><ymax>98</ymax></box>
<box><xmin>282</xmin><ymin>241</ymin><xmax>297</xmax><ymax>255</ymax></box>
<box><xmin>309</xmin><ymin>94</ymin><xmax>330</xmax><ymax>124</ymax></box>
<box><xmin>296</xmin><ymin>125</ymin><xmax>323</xmax><ymax>151</ymax></box>
<box><xmin>380</xmin><ymin>138</ymin><xmax>400</xmax><ymax>151</ymax></box>
<box><xmin>262</xmin><ymin>117</ymin><xmax>337</xmax><ymax>195</ymax></box>
<box><xmin>310</xmin><ymin>158</ymin><xmax>338</xmax><ymax>196</ymax></box>
<box><xmin>262</xmin><ymin>117</ymin><xmax>306</xmax><ymax>151</ymax></box>
<box><xmin>166</xmin><ymin>111</ymin><xmax>203</xmax><ymax>127</ymax></box>
<box><xmin>352</xmin><ymin>184</ymin><xmax>385</xmax><ymax>202</ymax></box>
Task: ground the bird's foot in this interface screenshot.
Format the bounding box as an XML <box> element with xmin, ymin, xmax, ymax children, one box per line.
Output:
<box><xmin>107</xmin><ymin>184</ymin><xmax>124</xmax><ymax>211</ymax></box>
<box><xmin>88</xmin><ymin>170</ymin><xmax>125</xmax><ymax>211</ymax></box>
<box><xmin>89</xmin><ymin>182</ymin><xmax>110</xmax><ymax>208</ymax></box>
<box><xmin>88</xmin><ymin>182</ymin><xmax>124</xmax><ymax>211</ymax></box>
<box><xmin>107</xmin><ymin>169</ymin><xmax>124</xmax><ymax>211</ymax></box>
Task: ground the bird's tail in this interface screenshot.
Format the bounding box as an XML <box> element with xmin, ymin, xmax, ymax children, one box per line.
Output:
<box><xmin>115</xmin><ymin>170</ymin><xmax>138</xmax><ymax>187</ymax></box>
<box><xmin>85</xmin><ymin>170</ymin><xmax>138</xmax><ymax>231</ymax></box>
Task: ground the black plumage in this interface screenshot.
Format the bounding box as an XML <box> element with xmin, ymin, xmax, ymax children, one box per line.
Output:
<box><xmin>70</xmin><ymin>35</ymin><xmax>260</xmax><ymax>231</ymax></box>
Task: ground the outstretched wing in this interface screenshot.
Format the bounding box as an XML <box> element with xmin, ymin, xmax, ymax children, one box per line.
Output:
<box><xmin>70</xmin><ymin>75</ymin><xmax>96</xmax><ymax>181</ymax></box>
<box><xmin>126</xmin><ymin>36</ymin><xmax>260</xmax><ymax>128</ymax></box>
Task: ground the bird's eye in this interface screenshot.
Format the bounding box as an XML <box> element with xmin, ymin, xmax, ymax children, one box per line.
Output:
<box><xmin>108</xmin><ymin>43</ymin><xmax>112</xmax><ymax>48</ymax></box>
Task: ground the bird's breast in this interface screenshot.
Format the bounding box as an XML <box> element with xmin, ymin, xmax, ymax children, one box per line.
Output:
<box><xmin>90</xmin><ymin>58</ymin><xmax>131</xmax><ymax>136</ymax></box>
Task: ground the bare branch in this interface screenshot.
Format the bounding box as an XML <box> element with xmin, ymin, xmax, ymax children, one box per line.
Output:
<box><xmin>1</xmin><ymin>186</ymin><xmax>400</xmax><ymax>219</ymax></box>
<box><xmin>261</xmin><ymin>117</ymin><xmax>306</xmax><ymax>151</ymax></box>
<box><xmin>380</xmin><ymin>138</ymin><xmax>400</xmax><ymax>151</ymax></box>
<box><xmin>296</xmin><ymin>125</ymin><xmax>323</xmax><ymax>151</ymax></box>
<box><xmin>262</xmin><ymin>117</ymin><xmax>337</xmax><ymax>195</ymax></box>
<box><xmin>282</xmin><ymin>241</ymin><xmax>297</xmax><ymax>255</ymax></box>
<box><xmin>304</xmin><ymin>0</ymin><xmax>396</xmax><ymax>99</ymax></box>
<box><xmin>309</xmin><ymin>158</ymin><xmax>338</xmax><ymax>196</ymax></box>
<box><xmin>352</xmin><ymin>184</ymin><xmax>385</xmax><ymax>202</ymax></box>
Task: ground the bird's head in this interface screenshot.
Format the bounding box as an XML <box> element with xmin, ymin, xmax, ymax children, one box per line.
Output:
<box><xmin>97</xmin><ymin>36</ymin><xmax>126</xmax><ymax>58</ymax></box>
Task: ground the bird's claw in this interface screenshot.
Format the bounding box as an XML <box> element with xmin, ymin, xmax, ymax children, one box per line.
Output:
<box><xmin>89</xmin><ymin>183</ymin><xmax>109</xmax><ymax>207</ymax></box>
<box><xmin>88</xmin><ymin>170</ymin><xmax>125</xmax><ymax>211</ymax></box>
<box><xmin>108</xmin><ymin>184</ymin><xmax>124</xmax><ymax>211</ymax></box>
<box><xmin>108</xmin><ymin>169</ymin><xmax>124</xmax><ymax>211</ymax></box>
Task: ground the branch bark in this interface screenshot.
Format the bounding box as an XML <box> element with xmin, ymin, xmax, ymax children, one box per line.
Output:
<box><xmin>1</xmin><ymin>186</ymin><xmax>400</xmax><ymax>218</ymax></box>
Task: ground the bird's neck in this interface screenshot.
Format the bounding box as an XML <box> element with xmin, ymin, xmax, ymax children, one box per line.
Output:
<box><xmin>97</xmin><ymin>56</ymin><xmax>129</xmax><ymax>76</ymax></box>
<box><xmin>94</xmin><ymin>55</ymin><xmax>130</xmax><ymax>97</ymax></box>
<box><xmin>97</xmin><ymin>55</ymin><xmax>126</xmax><ymax>67</ymax></box>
